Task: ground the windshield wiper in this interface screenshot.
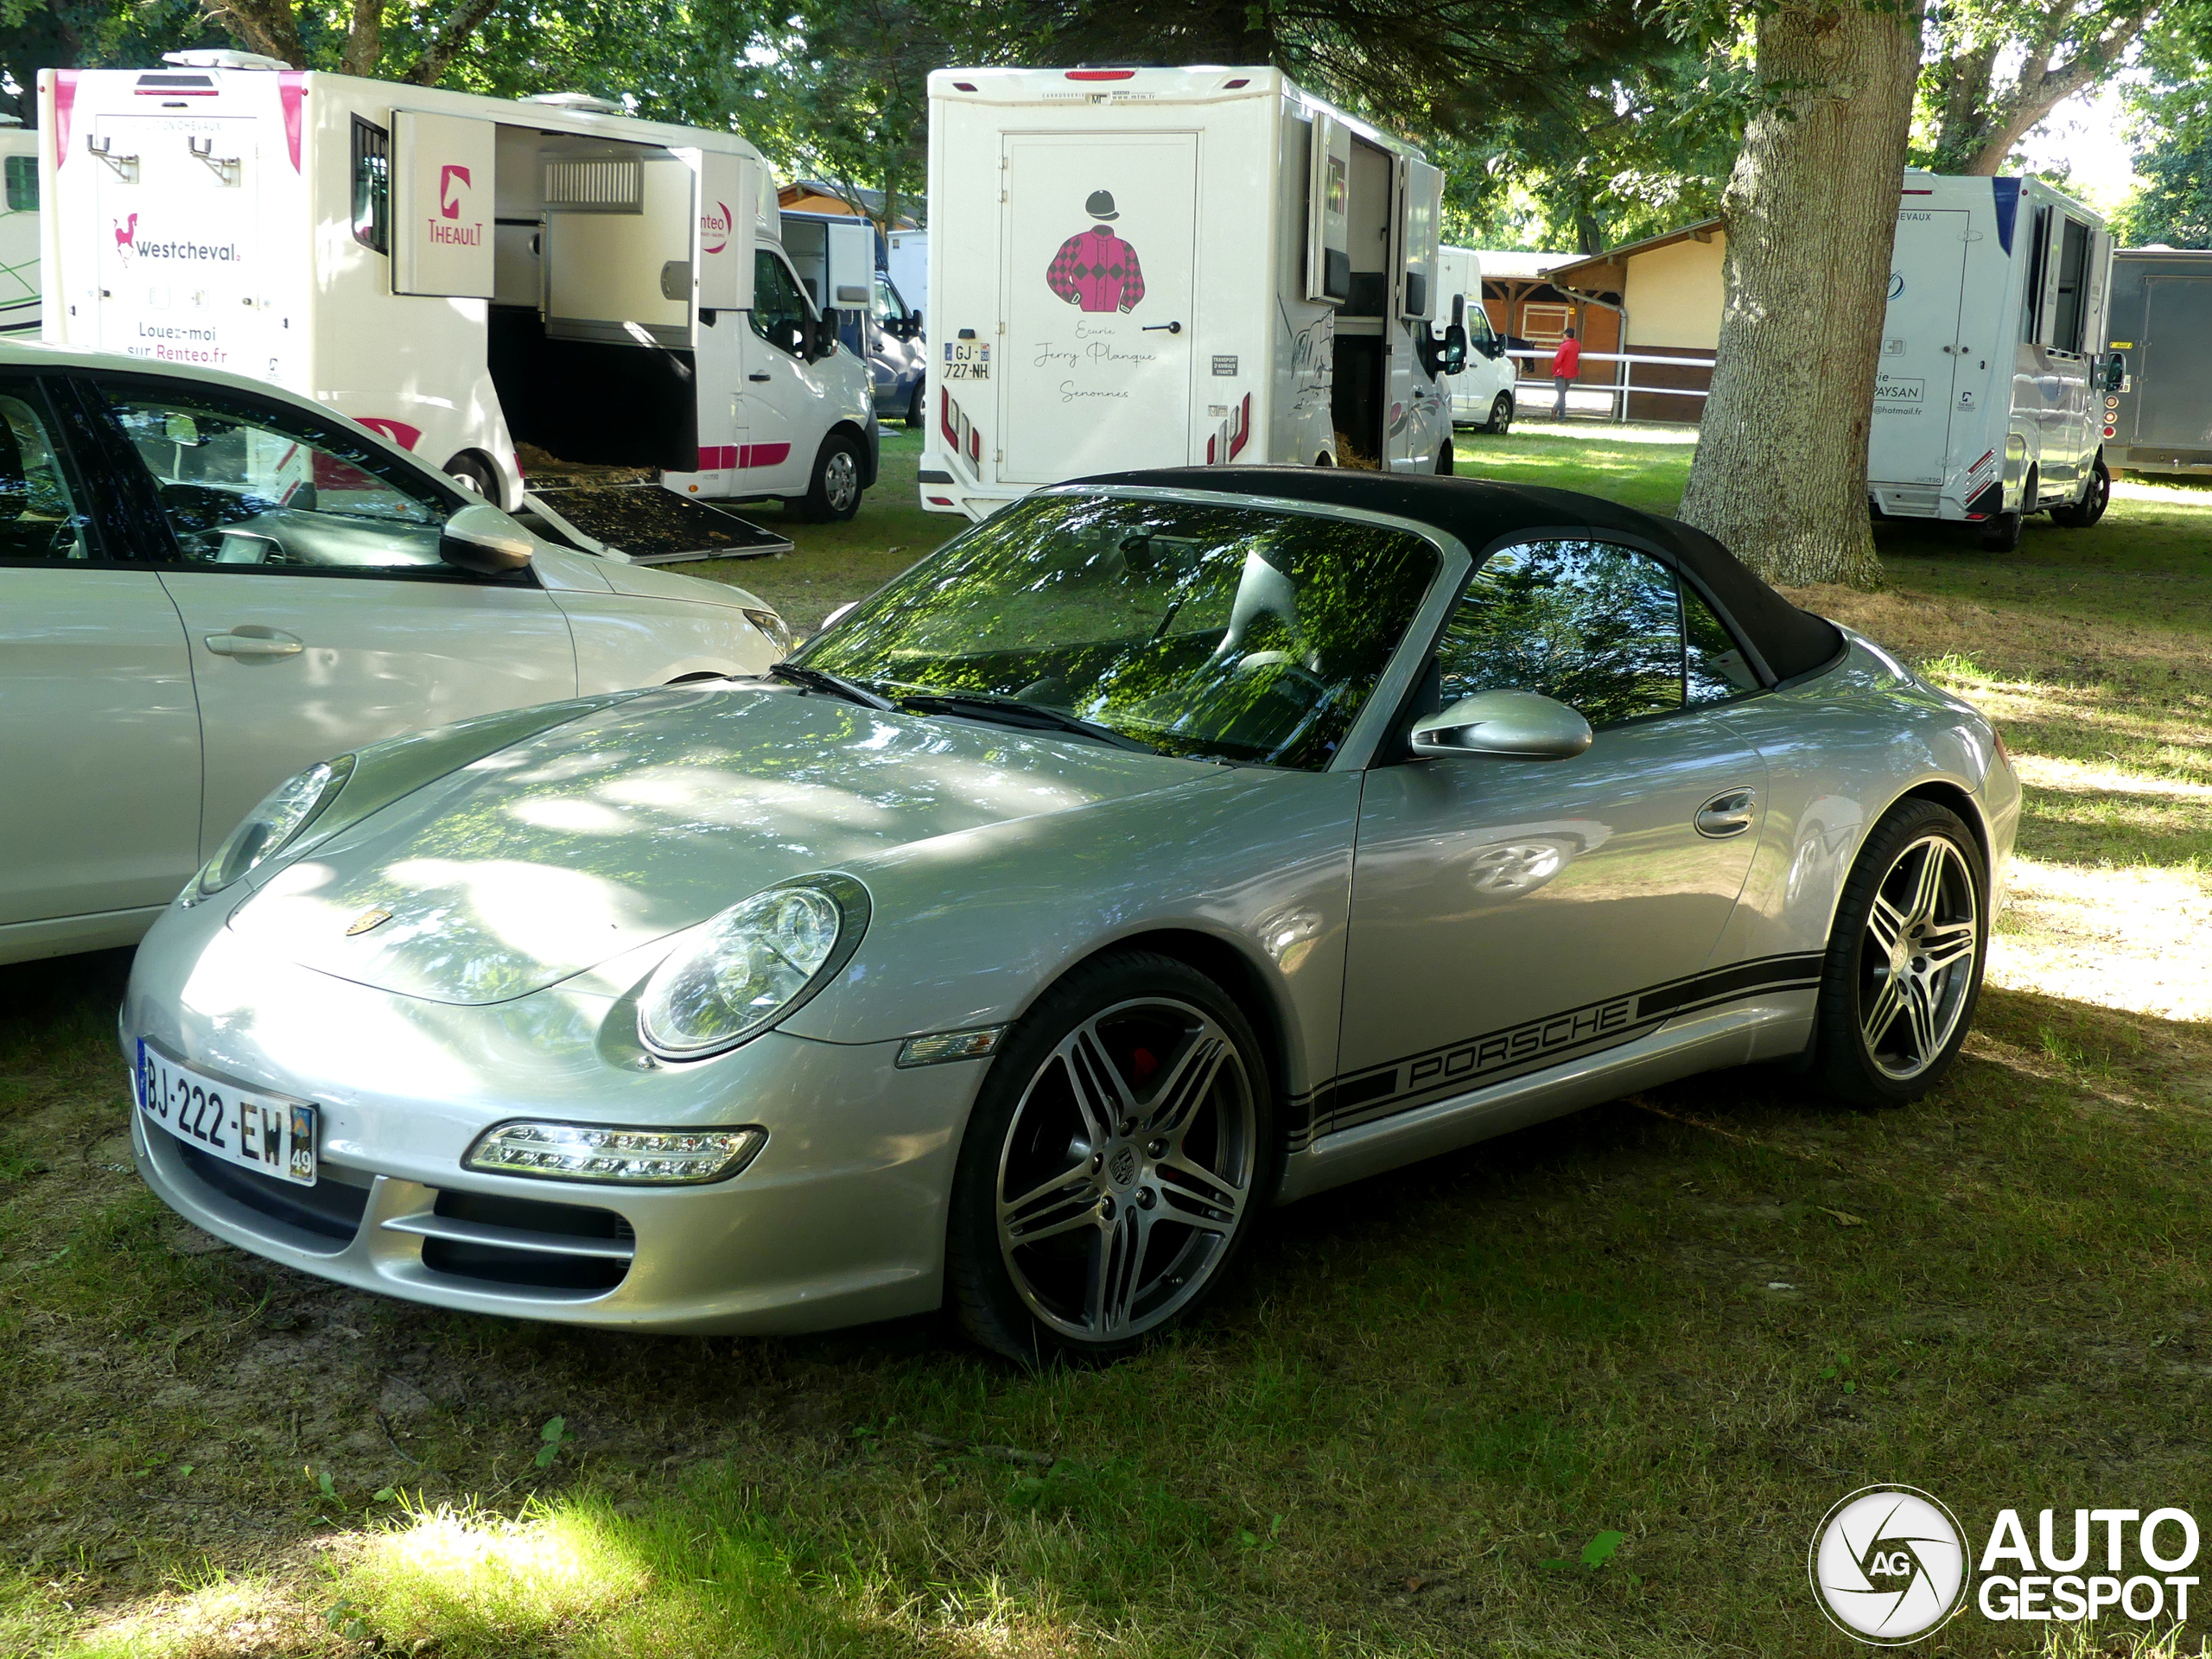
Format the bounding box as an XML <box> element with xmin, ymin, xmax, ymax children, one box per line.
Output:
<box><xmin>897</xmin><ymin>692</ymin><xmax>1156</xmax><ymax>753</ymax></box>
<box><xmin>769</xmin><ymin>661</ymin><xmax>897</xmax><ymax>710</ymax></box>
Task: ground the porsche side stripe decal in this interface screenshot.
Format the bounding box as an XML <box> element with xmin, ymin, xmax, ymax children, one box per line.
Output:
<box><xmin>1287</xmin><ymin>951</ymin><xmax>1825</xmax><ymax>1151</ymax></box>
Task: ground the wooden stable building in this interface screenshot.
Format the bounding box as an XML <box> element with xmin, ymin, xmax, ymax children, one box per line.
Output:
<box><xmin>1545</xmin><ymin>219</ymin><xmax>1726</xmax><ymax>423</ymax></box>
<box><xmin>1474</xmin><ymin>250</ymin><xmax>1622</xmax><ymax>372</ymax></box>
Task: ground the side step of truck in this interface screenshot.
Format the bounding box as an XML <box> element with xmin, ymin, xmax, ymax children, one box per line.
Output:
<box><xmin>518</xmin><ymin>483</ymin><xmax>795</xmax><ymax>565</ymax></box>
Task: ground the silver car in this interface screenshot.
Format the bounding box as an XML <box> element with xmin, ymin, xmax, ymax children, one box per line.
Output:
<box><xmin>122</xmin><ymin>471</ymin><xmax>2019</xmax><ymax>1361</ymax></box>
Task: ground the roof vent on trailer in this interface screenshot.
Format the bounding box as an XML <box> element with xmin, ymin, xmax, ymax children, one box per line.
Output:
<box><xmin>524</xmin><ymin>91</ymin><xmax>626</xmax><ymax>116</ymax></box>
<box><xmin>161</xmin><ymin>48</ymin><xmax>292</xmax><ymax>70</ymax></box>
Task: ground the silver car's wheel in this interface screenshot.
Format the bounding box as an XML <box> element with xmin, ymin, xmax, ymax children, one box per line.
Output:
<box><xmin>1858</xmin><ymin>835</ymin><xmax>1980</xmax><ymax>1080</ymax></box>
<box><xmin>947</xmin><ymin>952</ymin><xmax>1274</xmax><ymax>1363</ymax></box>
<box><xmin>1814</xmin><ymin>799</ymin><xmax>1987</xmax><ymax>1106</ymax></box>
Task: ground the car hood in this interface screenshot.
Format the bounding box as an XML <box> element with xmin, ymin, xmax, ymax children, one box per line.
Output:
<box><xmin>226</xmin><ymin>683</ymin><xmax>1200</xmax><ymax>1005</ymax></box>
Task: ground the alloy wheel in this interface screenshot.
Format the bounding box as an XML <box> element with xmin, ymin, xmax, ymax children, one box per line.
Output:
<box><xmin>1858</xmin><ymin>834</ymin><xmax>1980</xmax><ymax>1080</ymax></box>
<box><xmin>995</xmin><ymin>996</ymin><xmax>1256</xmax><ymax>1343</ymax></box>
<box><xmin>823</xmin><ymin>449</ymin><xmax>861</xmax><ymax>514</ymax></box>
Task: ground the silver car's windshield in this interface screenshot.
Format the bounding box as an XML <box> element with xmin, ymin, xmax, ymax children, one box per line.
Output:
<box><xmin>796</xmin><ymin>493</ymin><xmax>1442</xmax><ymax>769</ymax></box>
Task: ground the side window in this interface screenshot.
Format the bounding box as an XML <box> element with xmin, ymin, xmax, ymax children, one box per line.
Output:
<box><xmin>1438</xmin><ymin>539</ymin><xmax>1685</xmax><ymax>727</ymax></box>
<box><xmin>3</xmin><ymin>156</ymin><xmax>36</xmax><ymax>213</ymax></box>
<box><xmin>750</xmin><ymin>251</ymin><xmax>811</xmax><ymax>356</ymax></box>
<box><xmin>352</xmin><ymin>118</ymin><xmax>389</xmax><ymax>254</ymax></box>
<box><xmin>0</xmin><ymin>383</ymin><xmax>92</xmax><ymax>562</ymax></box>
<box><xmin>871</xmin><ymin>273</ymin><xmax>909</xmax><ymax>327</ymax></box>
<box><xmin>97</xmin><ymin>383</ymin><xmax>462</xmax><ymax>575</ymax></box>
<box><xmin>1683</xmin><ymin>586</ymin><xmax>1761</xmax><ymax>705</ymax></box>
<box><xmin>2050</xmin><ymin>218</ymin><xmax>2091</xmax><ymax>354</ymax></box>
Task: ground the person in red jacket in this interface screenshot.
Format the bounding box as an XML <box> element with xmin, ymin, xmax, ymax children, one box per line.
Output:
<box><xmin>1550</xmin><ymin>327</ymin><xmax>1582</xmax><ymax>419</ymax></box>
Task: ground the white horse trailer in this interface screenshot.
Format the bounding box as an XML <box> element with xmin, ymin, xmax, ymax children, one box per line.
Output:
<box><xmin>0</xmin><ymin>123</ymin><xmax>39</xmax><ymax>336</ymax></box>
<box><xmin>41</xmin><ymin>55</ymin><xmax>876</xmax><ymax>518</ymax></box>
<box><xmin>1432</xmin><ymin>245</ymin><xmax>1516</xmax><ymax>431</ymax></box>
<box><xmin>919</xmin><ymin>66</ymin><xmax>1463</xmax><ymax>519</ymax></box>
<box><xmin>1870</xmin><ymin>171</ymin><xmax>2117</xmax><ymax>548</ymax></box>
<box><xmin>886</xmin><ymin>227</ymin><xmax>927</xmax><ymax>317</ymax></box>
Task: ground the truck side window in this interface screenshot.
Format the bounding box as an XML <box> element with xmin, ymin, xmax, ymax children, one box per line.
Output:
<box><xmin>3</xmin><ymin>156</ymin><xmax>36</xmax><ymax>214</ymax></box>
<box><xmin>872</xmin><ymin>274</ymin><xmax>910</xmax><ymax>327</ymax></box>
<box><xmin>751</xmin><ymin>251</ymin><xmax>811</xmax><ymax>357</ymax></box>
<box><xmin>2050</xmin><ymin>219</ymin><xmax>2091</xmax><ymax>354</ymax></box>
<box><xmin>352</xmin><ymin>118</ymin><xmax>390</xmax><ymax>254</ymax></box>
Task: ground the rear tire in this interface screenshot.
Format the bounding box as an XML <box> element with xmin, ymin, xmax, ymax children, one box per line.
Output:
<box><xmin>944</xmin><ymin>950</ymin><xmax>1277</xmax><ymax>1364</ymax></box>
<box><xmin>1434</xmin><ymin>441</ymin><xmax>1454</xmax><ymax>476</ymax></box>
<box><xmin>1980</xmin><ymin>465</ymin><xmax>2031</xmax><ymax>551</ymax></box>
<box><xmin>794</xmin><ymin>433</ymin><xmax>865</xmax><ymax>523</ymax></box>
<box><xmin>2051</xmin><ymin>455</ymin><xmax>2109</xmax><ymax>527</ymax></box>
<box><xmin>1484</xmin><ymin>391</ymin><xmax>1514</xmax><ymax>435</ymax></box>
<box><xmin>1811</xmin><ymin>798</ymin><xmax>1988</xmax><ymax>1109</ymax></box>
<box><xmin>905</xmin><ymin>381</ymin><xmax>925</xmax><ymax>430</ymax></box>
<box><xmin>445</xmin><ymin>450</ymin><xmax>502</xmax><ymax>502</ymax></box>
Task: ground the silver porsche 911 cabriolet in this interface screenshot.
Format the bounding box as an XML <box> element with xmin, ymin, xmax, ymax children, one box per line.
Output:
<box><xmin>123</xmin><ymin>470</ymin><xmax>2018</xmax><ymax>1361</ymax></box>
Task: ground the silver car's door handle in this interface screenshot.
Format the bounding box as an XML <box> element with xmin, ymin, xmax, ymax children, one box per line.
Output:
<box><xmin>1694</xmin><ymin>788</ymin><xmax>1758</xmax><ymax>838</ymax></box>
<box><xmin>203</xmin><ymin>629</ymin><xmax>303</xmax><ymax>658</ymax></box>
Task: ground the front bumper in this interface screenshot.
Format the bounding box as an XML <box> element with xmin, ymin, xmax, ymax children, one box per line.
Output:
<box><xmin>122</xmin><ymin>899</ymin><xmax>988</xmax><ymax>1335</ymax></box>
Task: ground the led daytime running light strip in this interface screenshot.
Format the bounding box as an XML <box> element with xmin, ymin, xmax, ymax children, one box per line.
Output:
<box><xmin>464</xmin><ymin>1121</ymin><xmax>765</xmax><ymax>1185</ymax></box>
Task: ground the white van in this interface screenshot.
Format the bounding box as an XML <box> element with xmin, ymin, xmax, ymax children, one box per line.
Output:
<box><xmin>919</xmin><ymin>66</ymin><xmax>1465</xmax><ymax>519</ymax></box>
<box><xmin>40</xmin><ymin>54</ymin><xmax>879</xmax><ymax>520</ymax></box>
<box><xmin>887</xmin><ymin>227</ymin><xmax>927</xmax><ymax>316</ymax></box>
<box><xmin>0</xmin><ymin>121</ymin><xmax>39</xmax><ymax>336</ymax></box>
<box><xmin>1870</xmin><ymin>171</ymin><xmax>2117</xmax><ymax>548</ymax></box>
<box><xmin>1433</xmin><ymin>245</ymin><xmax>1516</xmax><ymax>432</ymax></box>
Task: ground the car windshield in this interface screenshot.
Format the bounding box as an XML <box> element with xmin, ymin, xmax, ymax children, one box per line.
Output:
<box><xmin>794</xmin><ymin>492</ymin><xmax>1443</xmax><ymax>769</ymax></box>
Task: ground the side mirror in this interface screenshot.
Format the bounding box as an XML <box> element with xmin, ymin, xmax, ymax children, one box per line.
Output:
<box><xmin>1443</xmin><ymin>322</ymin><xmax>1468</xmax><ymax>377</ymax></box>
<box><xmin>2102</xmin><ymin>351</ymin><xmax>2126</xmax><ymax>393</ymax></box>
<box><xmin>1411</xmin><ymin>689</ymin><xmax>1592</xmax><ymax>761</ymax></box>
<box><xmin>440</xmin><ymin>502</ymin><xmax>535</xmax><ymax>575</ymax></box>
<box><xmin>811</xmin><ymin>307</ymin><xmax>842</xmax><ymax>359</ymax></box>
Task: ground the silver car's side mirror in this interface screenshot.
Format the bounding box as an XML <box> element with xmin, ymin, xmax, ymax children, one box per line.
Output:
<box><xmin>440</xmin><ymin>502</ymin><xmax>536</xmax><ymax>575</ymax></box>
<box><xmin>1411</xmin><ymin>690</ymin><xmax>1594</xmax><ymax>761</ymax></box>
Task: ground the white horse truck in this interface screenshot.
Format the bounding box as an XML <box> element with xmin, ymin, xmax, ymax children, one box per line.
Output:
<box><xmin>1433</xmin><ymin>245</ymin><xmax>1517</xmax><ymax>432</ymax></box>
<box><xmin>1870</xmin><ymin>170</ymin><xmax>2118</xmax><ymax>549</ymax></box>
<box><xmin>919</xmin><ymin>66</ymin><xmax>1465</xmax><ymax>519</ymax></box>
<box><xmin>41</xmin><ymin>54</ymin><xmax>878</xmax><ymax>523</ymax></box>
<box><xmin>0</xmin><ymin>120</ymin><xmax>39</xmax><ymax>336</ymax></box>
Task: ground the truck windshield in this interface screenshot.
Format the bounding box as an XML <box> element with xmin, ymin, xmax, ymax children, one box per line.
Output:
<box><xmin>793</xmin><ymin>493</ymin><xmax>1441</xmax><ymax>769</ymax></box>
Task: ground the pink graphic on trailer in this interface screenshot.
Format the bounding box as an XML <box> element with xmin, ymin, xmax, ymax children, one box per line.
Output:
<box><xmin>1046</xmin><ymin>189</ymin><xmax>1145</xmax><ymax>314</ymax></box>
<box><xmin>439</xmin><ymin>165</ymin><xmax>471</xmax><ymax>219</ymax></box>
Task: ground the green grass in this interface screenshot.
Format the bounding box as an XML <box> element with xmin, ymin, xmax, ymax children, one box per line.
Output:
<box><xmin>7</xmin><ymin>429</ymin><xmax>2212</xmax><ymax>1657</ymax></box>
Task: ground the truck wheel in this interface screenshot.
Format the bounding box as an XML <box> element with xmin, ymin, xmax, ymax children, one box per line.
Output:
<box><xmin>905</xmin><ymin>383</ymin><xmax>925</xmax><ymax>429</ymax></box>
<box><xmin>446</xmin><ymin>451</ymin><xmax>502</xmax><ymax>501</ymax></box>
<box><xmin>1484</xmin><ymin>392</ymin><xmax>1514</xmax><ymax>434</ymax></box>
<box><xmin>1979</xmin><ymin>465</ymin><xmax>2032</xmax><ymax>551</ymax></box>
<box><xmin>1434</xmin><ymin>441</ymin><xmax>1454</xmax><ymax>476</ymax></box>
<box><xmin>2051</xmin><ymin>456</ymin><xmax>2110</xmax><ymax>528</ymax></box>
<box><xmin>795</xmin><ymin>434</ymin><xmax>865</xmax><ymax>523</ymax></box>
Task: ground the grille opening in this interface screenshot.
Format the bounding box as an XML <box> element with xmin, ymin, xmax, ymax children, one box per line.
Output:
<box><xmin>175</xmin><ymin>1142</ymin><xmax>368</xmax><ymax>1248</ymax></box>
<box><xmin>419</xmin><ymin>1237</ymin><xmax>629</xmax><ymax>1291</ymax></box>
<box><xmin>431</xmin><ymin>1189</ymin><xmax>633</xmax><ymax>1241</ymax></box>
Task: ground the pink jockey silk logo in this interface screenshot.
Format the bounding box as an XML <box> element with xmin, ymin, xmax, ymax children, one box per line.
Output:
<box><xmin>440</xmin><ymin>165</ymin><xmax>471</xmax><ymax>219</ymax></box>
<box><xmin>356</xmin><ymin>417</ymin><xmax>422</xmax><ymax>449</ymax></box>
<box><xmin>702</xmin><ymin>201</ymin><xmax>733</xmax><ymax>256</ymax></box>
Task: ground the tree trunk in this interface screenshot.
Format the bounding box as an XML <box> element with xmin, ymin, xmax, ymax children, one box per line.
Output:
<box><xmin>1676</xmin><ymin>0</ymin><xmax>1923</xmax><ymax>588</ymax></box>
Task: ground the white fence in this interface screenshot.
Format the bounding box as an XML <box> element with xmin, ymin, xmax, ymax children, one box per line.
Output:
<box><xmin>1507</xmin><ymin>349</ymin><xmax>1716</xmax><ymax>423</ymax></box>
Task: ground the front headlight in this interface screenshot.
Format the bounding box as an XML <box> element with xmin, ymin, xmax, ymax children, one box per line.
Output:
<box><xmin>463</xmin><ymin>1122</ymin><xmax>764</xmax><ymax>1185</ymax></box>
<box><xmin>742</xmin><ymin>607</ymin><xmax>797</xmax><ymax>656</ymax></box>
<box><xmin>188</xmin><ymin>754</ymin><xmax>355</xmax><ymax>900</ymax></box>
<box><xmin>637</xmin><ymin>874</ymin><xmax>869</xmax><ymax>1059</ymax></box>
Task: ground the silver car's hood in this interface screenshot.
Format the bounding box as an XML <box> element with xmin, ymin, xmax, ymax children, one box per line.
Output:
<box><xmin>228</xmin><ymin>683</ymin><xmax>1200</xmax><ymax>1005</ymax></box>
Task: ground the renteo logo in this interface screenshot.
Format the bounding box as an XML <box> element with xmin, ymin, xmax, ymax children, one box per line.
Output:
<box><xmin>701</xmin><ymin>200</ymin><xmax>732</xmax><ymax>256</ymax></box>
<box><xmin>1812</xmin><ymin>1491</ymin><xmax>2207</xmax><ymax>1643</ymax></box>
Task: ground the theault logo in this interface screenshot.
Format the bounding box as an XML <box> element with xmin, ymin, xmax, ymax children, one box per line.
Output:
<box><xmin>439</xmin><ymin>164</ymin><xmax>471</xmax><ymax>219</ymax></box>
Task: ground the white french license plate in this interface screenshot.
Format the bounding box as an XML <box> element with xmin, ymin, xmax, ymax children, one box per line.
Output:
<box><xmin>136</xmin><ymin>1040</ymin><xmax>318</xmax><ymax>1187</ymax></box>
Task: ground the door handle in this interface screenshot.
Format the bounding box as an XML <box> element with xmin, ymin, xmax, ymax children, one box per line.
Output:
<box><xmin>1141</xmin><ymin>321</ymin><xmax>1184</xmax><ymax>334</ymax></box>
<box><xmin>748</xmin><ymin>372</ymin><xmax>772</xmax><ymax>382</ymax></box>
<box><xmin>203</xmin><ymin>629</ymin><xmax>302</xmax><ymax>658</ymax></box>
<box><xmin>1694</xmin><ymin>788</ymin><xmax>1758</xmax><ymax>839</ymax></box>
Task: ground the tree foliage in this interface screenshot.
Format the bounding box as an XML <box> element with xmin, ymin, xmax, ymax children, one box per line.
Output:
<box><xmin>1915</xmin><ymin>0</ymin><xmax>2163</xmax><ymax>175</ymax></box>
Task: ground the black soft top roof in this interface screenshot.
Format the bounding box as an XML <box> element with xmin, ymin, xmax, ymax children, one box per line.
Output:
<box><xmin>1074</xmin><ymin>467</ymin><xmax>1845</xmax><ymax>685</ymax></box>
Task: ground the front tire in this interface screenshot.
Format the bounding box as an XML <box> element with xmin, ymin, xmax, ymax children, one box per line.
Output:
<box><xmin>1435</xmin><ymin>440</ymin><xmax>1454</xmax><ymax>476</ymax></box>
<box><xmin>2051</xmin><ymin>455</ymin><xmax>2110</xmax><ymax>527</ymax></box>
<box><xmin>945</xmin><ymin>951</ymin><xmax>1275</xmax><ymax>1364</ymax></box>
<box><xmin>794</xmin><ymin>433</ymin><xmax>865</xmax><ymax>522</ymax></box>
<box><xmin>1811</xmin><ymin>799</ymin><xmax>1988</xmax><ymax>1108</ymax></box>
<box><xmin>905</xmin><ymin>381</ymin><xmax>925</xmax><ymax>430</ymax></box>
<box><xmin>1484</xmin><ymin>391</ymin><xmax>1514</xmax><ymax>434</ymax></box>
<box><xmin>445</xmin><ymin>450</ymin><xmax>502</xmax><ymax>502</ymax></box>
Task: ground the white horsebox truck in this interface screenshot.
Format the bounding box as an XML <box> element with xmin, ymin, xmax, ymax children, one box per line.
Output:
<box><xmin>1870</xmin><ymin>170</ymin><xmax>2118</xmax><ymax>549</ymax></box>
<box><xmin>40</xmin><ymin>53</ymin><xmax>878</xmax><ymax>520</ymax></box>
<box><xmin>918</xmin><ymin>66</ymin><xmax>1465</xmax><ymax>520</ymax></box>
<box><xmin>0</xmin><ymin>120</ymin><xmax>39</xmax><ymax>336</ymax></box>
